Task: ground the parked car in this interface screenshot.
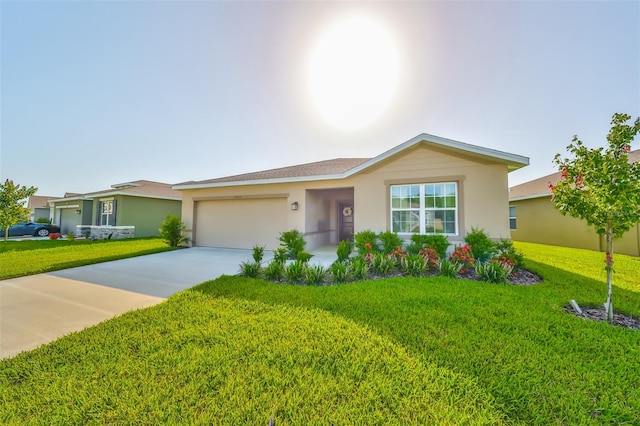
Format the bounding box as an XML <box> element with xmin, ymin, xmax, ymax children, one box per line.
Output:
<box><xmin>0</xmin><ymin>222</ymin><xmax>61</xmax><ymax>238</ymax></box>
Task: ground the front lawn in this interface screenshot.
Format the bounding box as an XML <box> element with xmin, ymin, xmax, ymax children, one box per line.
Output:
<box><xmin>1</xmin><ymin>243</ymin><xmax>638</xmax><ymax>424</ymax></box>
<box><xmin>0</xmin><ymin>238</ymin><xmax>174</xmax><ymax>280</ymax></box>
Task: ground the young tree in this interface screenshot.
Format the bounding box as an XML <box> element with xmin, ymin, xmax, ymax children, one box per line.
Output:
<box><xmin>550</xmin><ymin>113</ymin><xmax>640</xmax><ymax>323</ymax></box>
<box><xmin>0</xmin><ymin>179</ymin><xmax>38</xmax><ymax>241</ymax></box>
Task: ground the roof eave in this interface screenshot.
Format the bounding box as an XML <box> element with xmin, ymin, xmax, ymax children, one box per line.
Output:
<box><xmin>509</xmin><ymin>193</ymin><xmax>551</xmax><ymax>201</ymax></box>
<box><xmin>173</xmin><ymin>173</ymin><xmax>346</xmax><ymax>190</ymax></box>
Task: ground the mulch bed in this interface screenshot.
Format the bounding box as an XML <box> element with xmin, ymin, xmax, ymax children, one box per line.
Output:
<box><xmin>563</xmin><ymin>305</ymin><xmax>640</xmax><ymax>331</ymax></box>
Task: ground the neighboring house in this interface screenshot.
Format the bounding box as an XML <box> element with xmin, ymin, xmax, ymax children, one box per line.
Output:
<box><xmin>509</xmin><ymin>149</ymin><xmax>640</xmax><ymax>256</ymax></box>
<box><xmin>49</xmin><ymin>180</ymin><xmax>182</xmax><ymax>238</ymax></box>
<box><xmin>27</xmin><ymin>195</ymin><xmax>57</xmax><ymax>222</ymax></box>
<box><xmin>173</xmin><ymin>133</ymin><xmax>529</xmax><ymax>250</ymax></box>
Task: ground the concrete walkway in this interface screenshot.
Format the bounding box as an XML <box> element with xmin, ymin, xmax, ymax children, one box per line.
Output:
<box><xmin>1</xmin><ymin>246</ymin><xmax>338</xmax><ymax>360</ymax></box>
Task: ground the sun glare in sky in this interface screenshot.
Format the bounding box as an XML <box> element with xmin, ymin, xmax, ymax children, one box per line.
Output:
<box><xmin>308</xmin><ymin>15</ymin><xmax>399</xmax><ymax>131</ymax></box>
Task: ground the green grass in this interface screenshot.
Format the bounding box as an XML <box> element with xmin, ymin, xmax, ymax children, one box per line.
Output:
<box><xmin>0</xmin><ymin>292</ymin><xmax>503</xmax><ymax>424</ymax></box>
<box><xmin>515</xmin><ymin>241</ymin><xmax>640</xmax><ymax>293</ymax></box>
<box><xmin>0</xmin><ymin>238</ymin><xmax>174</xmax><ymax>280</ymax></box>
<box><xmin>1</xmin><ymin>243</ymin><xmax>639</xmax><ymax>424</ymax></box>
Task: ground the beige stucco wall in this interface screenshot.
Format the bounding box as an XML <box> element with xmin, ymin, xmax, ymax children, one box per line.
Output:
<box><xmin>510</xmin><ymin>196</ymin><xmax>640</xmax><ymax>256</ymax></box>
<box><xmin>350</xmin><ymin>145</ymin><xmax>512</xmax><ymax>245</ymax></box>
<box><xmin>180</xmin><ymin>145</ymin><xmax>514</xmax><ymax>248</ymax></box>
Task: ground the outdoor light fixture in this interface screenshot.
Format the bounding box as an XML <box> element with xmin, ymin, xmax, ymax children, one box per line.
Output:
<box><xmin>75</xmin><ymin>209</ymin><xmax>82</xmax><ymax>215</ymax></box>
<box><xmin>291</xmin><ymin>202</ymin><xmax>299</xmax><ymax>211</ymax></box>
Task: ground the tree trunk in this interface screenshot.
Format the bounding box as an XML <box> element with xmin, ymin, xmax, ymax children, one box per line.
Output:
<box><xmin>604</xmin><ymin>229</ymin><xmax>614</xmax><ymax>323</ymax></box>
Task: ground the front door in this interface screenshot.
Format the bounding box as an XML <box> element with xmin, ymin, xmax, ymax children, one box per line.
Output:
<box><xmin>338</xmin><ymin>202</ymin><xmax>354</xmax><ymax>242</ymax></box>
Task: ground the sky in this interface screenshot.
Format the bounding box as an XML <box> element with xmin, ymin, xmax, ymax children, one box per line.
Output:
<box><xmin>1</xmin><ymin>0</ymin><xmax>638</xmax><ymax>198</ymax></box>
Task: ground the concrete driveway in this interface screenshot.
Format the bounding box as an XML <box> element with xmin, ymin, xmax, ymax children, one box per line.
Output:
<box><xmin>0</xmin><ymin>247</ymin><xmax>255</xmax><ymax>359</ymax></box>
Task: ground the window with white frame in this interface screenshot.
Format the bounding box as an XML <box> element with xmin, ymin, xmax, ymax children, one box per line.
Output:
<box><xmin>99</xmin><ymin>200</ymin><xmax>116</xmax><ymax>226</ymax></box>
<box><xmin>509</xmin><ymin>205</ymin><xmax>516</xmax><ymax>230</ymax></box>
<box><xmin>391</xmin><ymin>182</ymin><xmax>458</xmax><ymax>235</ymax></box>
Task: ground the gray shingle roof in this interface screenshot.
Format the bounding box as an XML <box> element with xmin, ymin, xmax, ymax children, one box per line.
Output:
<box><xmin>509</xmin><ymin>149</ymin><xmax>640</xmax><ymax>200</ymax></box>
<box><xmin>177</xmin><ymin>158</ymin><xmax>370</xmax><ymax>186</ymax></box>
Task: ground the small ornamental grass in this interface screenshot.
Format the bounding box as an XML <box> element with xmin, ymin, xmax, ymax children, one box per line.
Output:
<box><xmin>239</xmin><ymin>261</ymin><xmax>262</xmax><ymax>278</ymax></box>
<box><xmin>263</xmin><ymin>261</ymin><xmax>285</xmax><ymax>282</ymax></box>
<box><xmin>371</xmin><ymin>253</ymin><xmax>396</xmax><ymax>277</ymax></box>
<box><xmin>437</xmin><ymin>259</ymin><xmax>463</xmax><ymax>278</ymax></box>
<box><xmin>475</xmin><ymin>261</ymin><xmax>513</xmax><ymax>284</ymax></box>
<box><xmin>304</xmin><ymin>264</ymin><xmax>327</xmax><ymax>286</ymax></box>
<box><xmin>400</xmin><ymin>255</ymin><xmax>429</xmax><ymax>277</ymax></box>
<box><xmin>285</xmin><ymin>260</ymin><xmax>307</xmax><ymax>283</ymax></box>
<box><xmin>330</xmin><ymin>261</ymin><xmax>351</xmax><ymax>283</ymax></box>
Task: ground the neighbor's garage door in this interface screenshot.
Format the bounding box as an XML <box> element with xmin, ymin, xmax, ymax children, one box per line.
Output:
<box><xmin>195</xmin><ymin>198</ymin><xmax>287</xmax><ymax>249</ymax></box>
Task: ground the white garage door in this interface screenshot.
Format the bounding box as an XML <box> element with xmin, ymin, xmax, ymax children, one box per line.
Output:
<box><xmin>195</xmin><ymin>198</ymin><xmax>287</xmax><ymax>249</ymax></box>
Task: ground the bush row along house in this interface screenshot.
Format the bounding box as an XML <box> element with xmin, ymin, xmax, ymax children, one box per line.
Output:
<box><xmin>508</xmin><ymin>149</ymin><xmax>640</xmax><ymax>257</ymax></box>
<box><xmin>48</xmin><ymin>180</ymin><xmax>182</xmax><ymax>238</ymax></box>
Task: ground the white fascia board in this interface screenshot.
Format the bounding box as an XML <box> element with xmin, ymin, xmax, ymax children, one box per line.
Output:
<box><xmin>49</xmin><ymin>196</ymin><xmax>92</xmax><ymax>203</ymax></box>
<box><xmin>509</xmin><ymin>193</ymin><xmax>551</xmax><ymax>202</ymax></box>
<box><xmin>173</xmin><ymin>174</ymin><xmax>343</xmax><ymax>190</ymax></box>
<box><xmin>99</xmin><ymin>191</ymin><xmax>181</xmax><ymax>201</ymax></box>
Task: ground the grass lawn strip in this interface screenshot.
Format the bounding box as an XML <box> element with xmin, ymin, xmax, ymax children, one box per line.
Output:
<box><xmin>0</xmin><ymin>292</ymin><xmax>504</xmax><ymax>425</ymax></box>
<box><xmin>0</xmin><ymin>238</ymin><xmax>173</xmax><ymax>280</ymax></box>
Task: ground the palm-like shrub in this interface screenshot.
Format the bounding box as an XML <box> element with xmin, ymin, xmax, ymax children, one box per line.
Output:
<box><xmin>158</xmin><ymin>214</ymin><xmax>189</xmax><ymax>247</ymax></box>
<box><xmin>279</xmin><ymin>229</ymin><xmax>306</xmax><ymax>259</ymax></box>
<box><xmin>336</xmin><ymin>240</ymin><xmax>353</xmax><ymax>263</ymax></box>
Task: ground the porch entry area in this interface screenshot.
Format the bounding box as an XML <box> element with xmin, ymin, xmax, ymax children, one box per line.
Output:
<box><xmin>304</xmin><ymin>187</ymin><xmax>354</xmax><ymax>251</ymax></box>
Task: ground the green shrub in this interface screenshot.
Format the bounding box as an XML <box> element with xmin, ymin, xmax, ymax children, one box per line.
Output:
<box><xmin>464</xmin><ymin>227</ymin><xmax>495</xmax><ymax>262</ymax></box>
<box><xmin>273</xmin><ymin>247</ymin><xmax>288</xmax><ymax>264</ymax></box>
<box><xmin>330</xmin><ymin>261</ymin><xmax>351</xmax><ymax>283</ymax></box>
<box><xmin>400</xmin><ymin>255</ymin><xmax>429</xmax><ymax>277</ymax></box>
<box><xmin>336</xmin><ymin>240</ymin><xmax>353</xmax><ymax>262</ymax></box>
<box><xmin>437</xmin><ymin>259</ymin><xmax>462</xmax><ymax>278</ymax></box>
<box><xmin>494</xmin><ymin>239</ymin><xmax>524</xmax><ymax>270</ymax></box>
<box><xmin>35</xmin><ymin>217</ymin><xmax>51</xmax><ymax>224</ymax></box>
<box><xmin>159</xmin><ymin>214</ymin><xmax>189</xmax><ymax>248</ymax></box>
<box><xmin>252</xmin><ymin>245</ymin><xmax>265</xmax><ymax>263</ymax></box>
<box><xmin>66</xmin><ymin>233</ymin><xmax>75</xmax><ymax>241</ymax></box>
<box><xmin>475</xmin><ymin>261</ymin><xmax>513</xmax><ymax>284</ymax></box>
<box><xmin>279</xmin><ymin>229</ymin><xmax>306</xmax><ymax>259</ymax></box>
<box><xmin>348</xmin><ymin>257</ymin><xmax>369</xmax><ymax>281</ymax></box>
<box><xmin>372</xmin><ymin>253</ymin><xmax>396</xmax><ymax>277</ymax></box>
<box><xmin>296</xmin><ymin>251</ymin><xmax>313</xmax><ymax>263</ymax></box>
<box><xmin>285</xmin><ymin>260</ymin><xmax>307</xmax><ymax>283</ymax></box>
<box><xmin>407</xmin><ymin>234</ymin><xmax>450</xmax><ymax>257</ymax></box>
<box><xmin>238</xmin><ymin>261</ymin><xmax>262</xmax><ymax>278</ymax></box>
<box><xmin>305</xmin><ymin>264</ymin><xmax>328</xmax><ymax>286</ymax></box>
<box><xmin>263</xmin><ymin>261</ymin><xmax>285</xmax><ymax>282</ymax></box>
<box><xmin>378</xmin><ymin>231</ymin><xmax>403</xmax><ymax>254</ymax></box>
<box><xmin>354</xmin><ymin>230</ymin><xmax>378</xmax><ymax>254</ymax></box>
